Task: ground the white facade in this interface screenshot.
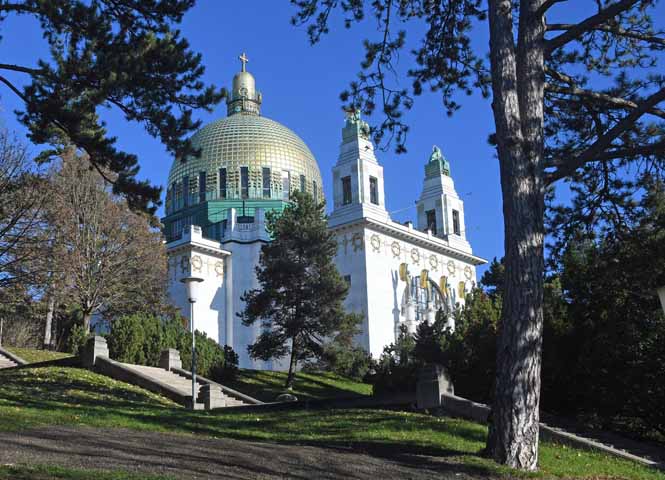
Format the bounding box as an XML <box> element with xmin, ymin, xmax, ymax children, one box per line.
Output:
<box><xmin>328</xmin><ymin>115</ymin><xmax>486</xmax><ymax>358</ymax></box>
<box><xmin>166</xmin><ymin>112</ymin><xmax>486</xmax><ymax>368</ymax></box>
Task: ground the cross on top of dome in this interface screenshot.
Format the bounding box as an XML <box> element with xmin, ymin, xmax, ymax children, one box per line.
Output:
<box><xmin>239</xmin><ymin>52</ymin><xmax>249</xmax><ymax>72</ymax></box>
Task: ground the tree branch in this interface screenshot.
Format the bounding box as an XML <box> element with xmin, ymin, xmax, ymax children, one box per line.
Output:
<box><xmin>546</xmin><ymin>86</ymin><xmax>665</xmax><ymax>183</ymax></box>
<box><xmin>0</xmin><ymin>74</ymin><xmax>28</xmax><ymax>102</ymax></box>
<box><xmin>536</xmin><ymin>0</ymin><xmax>568</xmax><ymax>17</ymax></box>
<box><xmin>546</xmin><ymin>23</ymin><xmax>665</xmax><ymax>46</ymax></box>
<box><xmin>544</xmin><ymin>0</ymin><xmax>640</xmax><ymax>56</ymax></box>
<box><xmin>0</xmin><ymin>63</ymin><xmax>42</xmax><ymax>75</ymax></box>
<box><xmin>545</xmin><ymin>82</ymin><xmax>665</xmax><ymax>120</ymax></box>
<box><xmin>592</xmin><ymin>140</ymin><xmax>665</xmax><ymax>162</ymax></box>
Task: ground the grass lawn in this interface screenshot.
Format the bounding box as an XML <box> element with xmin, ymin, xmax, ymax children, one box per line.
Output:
<box><xmin>225</xmin><ymin>368</ymin><xmax>372</xmax><ymax>402</ymax></box>
<box><xmin>3</xmin><ymin>347</ymin><xmax>72</xmax><ymax>364</ymax></box>
<box><xmin>0</xmin><ymin>366</ymin><xmax>662</xmax><ymax>479</ymax></box>
<box><xmin>0</xmin><ymin>465</ymin><xmax>174</xmax><ymax>480</ymax></box>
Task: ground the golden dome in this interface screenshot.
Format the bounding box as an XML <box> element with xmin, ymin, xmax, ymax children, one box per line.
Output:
<box><xmin>166</xmin><ymin>113</ymin><xmax>322</xmax><ymax>213</ymax></box>
<box><xmin>165</xmin><ymin>55</ymin><xmax>322</xmax><ymax>215</ymax></box>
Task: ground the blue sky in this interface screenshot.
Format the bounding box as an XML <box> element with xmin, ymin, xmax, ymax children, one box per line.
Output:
<box><xmin>3</xmin><ymin>2</ymin><xmax>660</xmax><ymax>278</ymax></box>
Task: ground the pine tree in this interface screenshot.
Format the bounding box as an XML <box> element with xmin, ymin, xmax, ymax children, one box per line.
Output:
<box><xmin>240</xmin><ymin>191</ymin><xmax>349</xmax><ymax>389</ymax></box>
<box><xmin>0</xmin><ymin>1</ymin><xmax>223</xmax><ymax>213</ymax></box>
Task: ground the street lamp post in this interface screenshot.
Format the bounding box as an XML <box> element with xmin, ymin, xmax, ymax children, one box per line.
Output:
<box><xmin>181</xmin><ymin>276</ymin><xmax>204</xmax><ymax>409</ymax></box>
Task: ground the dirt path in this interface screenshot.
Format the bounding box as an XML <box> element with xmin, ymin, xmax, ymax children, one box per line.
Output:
<box><xmin>0</xmin><ymin>426</ymin><xmax>497</xmax><ymax>479</ymax></box>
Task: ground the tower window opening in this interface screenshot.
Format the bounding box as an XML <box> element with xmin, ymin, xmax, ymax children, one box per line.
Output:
<box><xmin>312</xmin><ymin>180</ymin><xmax>318</xmax><ymax>201</ymax></box>
<box><xmin>426</xmin><ymin>209</ymin><xmax>437</xmax><ymax>235</ymax></box>
<box><xmin>369</xmin><ymin>176</ymin><xmax>379</xmax><ymax>205</ymax></box>
<box><xmin>219</xmin><ymin>168</ymin><xmax>227</xmax><ymax>199</ymax></box>
<box><xmin>300</xmin><ymin>174</ymin><xmax>306</xmax><ymax>193</ymax></box>
<box><xmin>171</xmin><ymin>182</ymin><xmax>177</xmax><ymax>211</ymax></box>
<box><xmin>262</xmin><ymin>167</ymin><xmax>271</xmax><ymax>198</ymax></box>
<box><xmin>240</xmin><ymin>166</ymin><xmax>249</xmax><ymax>199</ymax></box>
<box><xmin>198</xmin><ymin>171</ymin><xmax>206</xmax><ymax>203</ymax></box>
<box><xmin>182</xmin><ymin>175</ymin><xmax>189</xmax><ymax>207</ymax></box>
<box><xmin>452</xmin><ymin>209</ymin><xmax>460</xmax><ymax>236</ymax></box>
<box><xmin>282</xmin><ymin>170</ymin><xmax>291</xmax><ymax>200</ymax></box>
<box><xmin>342</xmin><ymin>176</ymin><xmax>352</xmax><ymax>205</ymax></box>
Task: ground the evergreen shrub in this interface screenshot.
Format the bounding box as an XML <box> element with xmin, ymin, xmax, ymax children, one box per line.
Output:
<box><xmin>107</xmin><ymin>313</ymin><xmax>238</xmax><ymax>382</ymax></box>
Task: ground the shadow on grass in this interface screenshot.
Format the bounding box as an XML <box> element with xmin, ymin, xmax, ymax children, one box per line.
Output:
<box><xmin>227</xmin><ymin>370</ymin><xmax>370</xmax><ymax>402</ymax></box>
<box><xmin>1</xmin><ymin>367</ymin><xmax>497</xmax><ymax>478</ymax></box>
<box><xmin>121</xmin><ymin>407</ymin><xmax>495</xmax><ymax>477</ymax></box>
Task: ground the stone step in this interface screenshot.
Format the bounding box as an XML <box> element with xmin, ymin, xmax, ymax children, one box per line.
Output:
<box><xmin>116</xmin><ymin>362</ymin><xmax>246</xmax><ymax>409</ymax></box>
<box><xmin>0</xmin><ymin>354</ymin><xmax>17</xmax><ymax>369</ymax></box>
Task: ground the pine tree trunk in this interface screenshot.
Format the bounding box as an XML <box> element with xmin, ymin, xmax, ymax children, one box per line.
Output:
<box><xmin>486</xmin><ymin>0</ymin><xmax>546</xmax><ymax>471</ymax></box>
<box><xmin>43</xmin><ymin>293</ymin><xmax>55</xmax><ymax>349</ymax></box>
<box><xmin>285</xmin><ymin>339</ymin><xmax>298</xmax><ymax>390</ymax></box>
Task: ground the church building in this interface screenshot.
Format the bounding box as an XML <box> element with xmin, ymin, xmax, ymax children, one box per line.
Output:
<box><xmin>162</xmin><ymin>57</ymin><xmax>486</xmax><ymax>369</ymax></box>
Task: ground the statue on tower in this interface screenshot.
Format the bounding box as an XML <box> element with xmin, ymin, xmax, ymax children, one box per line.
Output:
<box><xmin>428</xmin><ymin>145</ymin><xmax>451</xmax><ymax>176</ymax></box>
<box><xmin>344</xmin><ymin>108</ymin><xmax>370</xmax><ymax>140</ymax></box>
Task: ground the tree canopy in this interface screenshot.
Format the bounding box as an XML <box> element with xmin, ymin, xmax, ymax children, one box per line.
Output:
<box><xmin>0</xmin><ymin>0</ymin><xmax>223</xmax><ymax>213</ymax></box>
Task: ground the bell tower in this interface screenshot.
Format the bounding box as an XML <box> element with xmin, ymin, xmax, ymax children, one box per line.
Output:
<box><xmin>416</xmin><ymin>146</ymin><xmax>471</xmax><ymax>253</ymax></box>
<box><xmin>329</xmin><ymin>111</ymin><xmax>390</xmax><ymax>227</ymax></box>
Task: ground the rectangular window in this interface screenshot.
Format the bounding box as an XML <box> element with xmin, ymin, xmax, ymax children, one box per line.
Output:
<box><xmin>240</xmin><ymin>166</ymin><xmax>249</xmax><ymax>199</ymax></box>
<box><xmin>369</xmin><ymin>176</ymin><xmax>379</xmax><ymax>205</ymax></box>
<box><xmin>219</xmin><ymin>168</ymin><xmax>227</xmax><ymax>199</ymax></box>
<box><xmin>262</xmin><ymin>167</ymin><xmax>271</xmax><ymax>198</ymax></box>
<box><xmin>282</xmin><ymin>170</ymin><xmax>290</xmax><ymax>200</ymax></box>
<box><xmin>198</xmin><ymin>171</ymin><xmax>206</xmax><ymax>203</ymax></box>
<box><xmin>170</xmin><ymin>182</ymin><xmax>177</xmax><ymax>211</ymax></box>
<box><xmin>300</xmin><ymin>174</ymin><xmax>306</xmax><ymax>193</ymax></box>
<box><xmin>312</xmin><ymin>180</ymin><xmax>318</xmax><ymax>201</ymax></box>
<box><xmin>452</xmin><ymin>209</ymin><xmax>461</xmax><ymax>235</ymax></box>
<box><xmin>426</xmin><ymin>209</ymin><xmax>437</xmax><ymax>235</ymax></box>
<box><xmin>342</xmin><ymin>176</ymin><xmax>352</xmax><ymax>205</ymax></box>
<box><xmin>182</xmin><ymin>175</ymin><xmax>189</xmax><ymax>207</ymax></box>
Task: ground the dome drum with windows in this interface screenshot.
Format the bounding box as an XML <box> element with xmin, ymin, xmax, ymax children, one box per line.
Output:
<box><xmin>164</xmin><ymin>54</ymin><xmax>323</xmax><ymax>240</ymax></box>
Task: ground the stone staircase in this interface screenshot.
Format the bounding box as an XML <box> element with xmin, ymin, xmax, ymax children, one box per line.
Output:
<box><xmin>0</xmin><ymin>352</ymin><xmax>17</xmax><ymax>369</ymax></box>
<box><xmin>118</xmin><ymin>363</ymin><xmax>247</xmax><ymax>409</ymax></box>
<box><xmin>83</xmin><ymin>337</ymin><xmax>261</xmax><ymax>410</ymax></box>
<box><xmin>0</xmin><ymin>347</ymin><xmax>26</xmax><ymax>369</ymax></box>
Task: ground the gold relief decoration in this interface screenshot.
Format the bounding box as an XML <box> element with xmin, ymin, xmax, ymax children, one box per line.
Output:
<box><xmin>429</xmin><ymin>254</ymin><xmax>438</xmax><ymax>270</ymax></box>
<box><xmin>464</xmin><ymin>265</ymin><xmax>473</xmax><ymax>280</ymax></box>
<box><xmin>447</xmin><ymin>260</ymin><xmax>456</xmax><ymax>275</ymax></box>
<box><xmin>399</xmin><ymin>263</ymin><xmax>408</xmax><ymax>281</ymax></box>
<box><xmin>458</xmin><ymin>281</ymin><xmax>466</xmax><ymax>298</ymax></box>
<box><xmin>439</xmin><ymin>276</ymin><xmax>448</xmax><ymax>295</ymax></box>
<box><xmin>215</xmin><ymin>261</ymin><xmax>224</xmax><ymax>278</ymax></box>
<box><xmin>191</xmin><ymin>255</ymin><xmax>203</xmax><ymax>272</ymax></box>
<box><xmin>370</xmin><ymin>234</ymin><xmax>381</xmax><ymax>253</ymax></box>
<box><xmin>391</xmin><ymin>241</ymin><xmax>401</xmax><ymax>258</ymax></box>
<box><xmin>419</xmin><ymin>269</ymin><xmax>429</xmax><ymax>289</ymax></box>
<box><xmin>351</xmin><ymin>232</ymin><xmax>364</xmax><ymax>252</ymax></box>
<box><xmin>179</xmin><ymin>255</ymin><xmax>190</xmax><ymax>274</ymax></box>
<box><xmin>411</xmin><ymin>248</ymin><xmax>420</xmax><ymax>264</ymax></box>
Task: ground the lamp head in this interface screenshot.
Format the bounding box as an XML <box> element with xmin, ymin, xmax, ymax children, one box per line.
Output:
<box><xmin>180</xmin><ymin>276</ymin><xmax>204</xmax><ymax>303</ymax></box>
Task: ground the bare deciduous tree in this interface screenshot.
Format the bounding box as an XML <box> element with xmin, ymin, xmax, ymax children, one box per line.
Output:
<box><xmin>48</xmin><ymin>152</ymin><xmax>168</xmax><ymax>332</ymax></box>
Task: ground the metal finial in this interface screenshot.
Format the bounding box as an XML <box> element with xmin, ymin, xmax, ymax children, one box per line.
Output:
<box><xmin>239</xmin><ymin>52</ymin><xmax>249</xmax><ymax>72</ymax></box>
